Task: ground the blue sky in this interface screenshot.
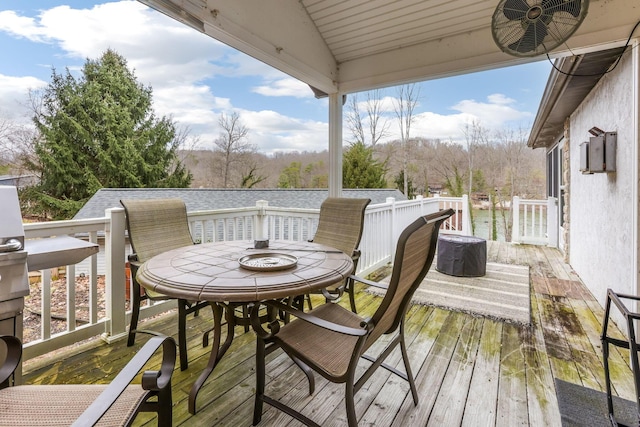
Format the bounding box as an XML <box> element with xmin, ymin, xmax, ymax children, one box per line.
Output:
<box><xmin>0</xmin><ymin>0</ymin><xmax>552</xmax><ymax>154</ymax></box>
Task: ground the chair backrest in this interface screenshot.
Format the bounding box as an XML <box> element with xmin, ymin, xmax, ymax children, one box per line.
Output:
<box><xmin>120</xmin><ymin>198</ymin><xmax>194</xmax><ymax>263</ymax></box>
<box><xmin>365</xmin><ymin>209</ymin><xmax>455</xmax><ymax>348</ymax></box>
<box><xmin>312</xmin><ymin>197</ymin><xmax>371</xmax><ymax>257</ymax></box>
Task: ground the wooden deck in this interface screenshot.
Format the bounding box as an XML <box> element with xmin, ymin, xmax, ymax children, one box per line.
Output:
<box><xmin>22</xmin><ymin>241</ymin><xmax>636</xmax><ymax>426</ymax></box>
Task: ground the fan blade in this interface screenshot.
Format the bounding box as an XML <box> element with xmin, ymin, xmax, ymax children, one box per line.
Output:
<box><xmin>503</xmin><ymin>0</ymin><xmax>530</xmax><ymax>20</ymax></box>
<box><xmin>542</xmin><ymin>0</ymin><xmax>582</xmax><ymax>17</ymax></box>
<box><xmin>508</xmin><ymin>20</ymin><xmax>548</xmax><ymax>53</ymax></box>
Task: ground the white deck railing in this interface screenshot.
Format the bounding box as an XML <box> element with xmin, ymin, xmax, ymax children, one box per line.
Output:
<box><xmin>21</xmin><ymin>196</ymin><xmax>470</xmax><ymax>360</ymax></box>
<box><xmin>511</xmin><ymin>196</ymin><xmax>557</xmax><ymax>246</ymax></box>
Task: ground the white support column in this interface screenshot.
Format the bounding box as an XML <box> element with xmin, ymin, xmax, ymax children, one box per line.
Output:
<box><xmin>461</xmin><ymin>194</ymin><xmax>471</xmax><ymax>235</ymax></box>
<box><xmin>633</xmin><ymin>39</ymin><xmax>640</xmax><ymax>313</ymax></box>
<box><xmin>328</xmin><ymin>92</ymin><xmax>343</xmax><ymax>197</ymax></box>
<box><xmin>103</xmin><ymin>207</ymin><xmax>127</xmax><ymax>343</ymax></box>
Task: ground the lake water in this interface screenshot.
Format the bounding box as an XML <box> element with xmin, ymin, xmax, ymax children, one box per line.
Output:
<box><xmin>472</xmin><ymin>209</ymin><xmax>507</xmax><ymax>241</ymax></box>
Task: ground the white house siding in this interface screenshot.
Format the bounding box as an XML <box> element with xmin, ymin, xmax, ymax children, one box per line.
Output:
<box><xmin>568</xmin><ymin>51</ymin><xmax>638</xmax><ymax>311</ymax></box>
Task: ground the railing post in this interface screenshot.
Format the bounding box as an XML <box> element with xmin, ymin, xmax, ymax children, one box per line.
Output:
<box><xmin>512</xmin><ymin>196</ymin><xmax>521</xmax><ymax>244</ymax></box>
<box><xmin>547</xmin><ymin>196</ymin><xmax>558</xmax><ymax>248</ymax></box>
<box><xmin>103</xmin><ymin>207</ymin><xmax>127</xmax><ymax>343</ymax></box>
<box><xmin>387</xmin><ymin>197</ymin><xmax>397</xmax><ymax>256</ymax></box>
<box><xmin>462</xmin><ymin>194</ymin><xmax>471</xmax><ymax>235</ymax></box>
<box><xmin>255</xmin><ymin>200</ymin><xmax>268</xmax><ymax>240</ymax></box>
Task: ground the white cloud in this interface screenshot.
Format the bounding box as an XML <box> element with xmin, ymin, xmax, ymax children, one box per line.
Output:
<box><xmin>0</xmin><ymin>75</ymin><xmax>47</xmax><ymax>122</ymax></box>
<box><xmin>412</xmin><ymin>111</ymin><xmax>477</xmax><ymax>141</ymax></box>
<box><xmin>0</xmin><ymin>2</ymin><xmax>538</xmax><ymax>156</ymax></box>
<box><xmin>0</xmin><ymin>1</ymin><xmax>324</xmax><ymax>151</ymax></box>
<box><xmin>450</xmin><ymin>93</ymin><xmax>532</xmax><ymax>129</ymax></box>
<box><xmin>0</xmin><ymin>10</ymin><xmax>49</xmax><ymax>42</ymax></box>
<box><xmin>238</xmin><ymin>109</ymin><xmax>327</xmax><ymax>154</ymax></box>
<box><xmin>352</xmin><ymin>93</ymin><xmax>533</xmax><ymax>144</ymax></box>
<box><xmin>252</xmin><ymin>78</ymin><xmax>314</xmax><ymax>98</ymax></box>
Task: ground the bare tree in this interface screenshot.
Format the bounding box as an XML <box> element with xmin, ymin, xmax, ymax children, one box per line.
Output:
<box><xmin>461</xmin><ymin>120</ymin><xmax>489</xmax><ymax>197</ymax></box>
<box><xmin>0</xmin><ymin>112</ymin><xmax>39</xmax><ymax>178</ymax></box>
<box><xmin>393</xmin><ymin>84</ymin><xmax>420</xmax><ymax>196</ymax></box>
<box><xmin>212</xmin><ymin>112</ymin><xmax>254</xmax><ymax>188</ymax></box>
<box><xmin>345</xmin><ymin>90</ymin><xmax>390</xmax><ymax>146</ymax></box>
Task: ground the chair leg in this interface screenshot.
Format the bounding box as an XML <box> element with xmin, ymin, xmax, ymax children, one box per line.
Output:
<box><xmin>345</xmin><ymin>380</ymin><xmax>358</xmax><ymax>427</ymax></box>
<box><xmin>127</xmin><ymin>279</ymin><xmax>144</xmax><ymax>347</ymax></box>
<box><xmin>178</xmin><ymin>300</ymin><xmax>189</xmax><ymax>371</ymax></box>
<box><xmin>157</xmin><ymin>380</ymin><xmax>173</xmax><ymax>427</ymax></box>
<box><xmin>253</xmin><ymin>337</ymin><xmax>266</xmax><ymax>425</ymax></box>
<box><xmin>347</xmin><ymin>277</ymin><xmax>357</xmax><ymax>314</ymax></box>
<box><xmin>291</xmin><ymin>356</ymin><xmax>315</xmax><ymax>395</ymax></box>
<box><xmin>400</xmin><ymin>324</ymin><xmax>419</xmax><ymax>405</ymax></box>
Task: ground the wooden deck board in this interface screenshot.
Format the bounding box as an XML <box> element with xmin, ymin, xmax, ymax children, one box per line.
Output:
<box><xmin>496</xmin><ymin>324</ymin><xmax>529</xmax><ymax>426</ymax></box>
<box><xmin>462</xmin><ymin>319</ymin><xmax>502</xmax><ymax>427</ymax></box>
<box><xmin>428</xmin><ymin>316</ymin><xmax>483</xmax><ymax>426</ymax></box>
<box><xmin>21</xmin><ymin>242</ymin><xmax>636</xmax><ymax>426</ymax></box>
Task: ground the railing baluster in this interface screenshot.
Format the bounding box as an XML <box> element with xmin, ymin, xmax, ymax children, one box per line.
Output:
<box><xmin>89</xmin><ymin>230</ymin><xmax>98</xmax><ymax>325</ymax></box>
<box><xmin>67</xmin><ymin>264</ymin><xmax>76</xmax><ymax>332</ymax></box>
<box><xmin>41</xmin><ymin>268</ymin><xmax>51</xmax><ymax>340</ymax></box>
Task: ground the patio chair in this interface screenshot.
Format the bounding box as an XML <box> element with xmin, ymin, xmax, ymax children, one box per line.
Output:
<box><xmin>121</xmin><ymin>198</ymin><xmax>208</xmax><ymax>371</ymax></box>
<box><xmin>303</xmin><ymin>197</ymin><xmax>370</xmax><ymax>313</ymax></box>
<box><xmin>252</xmin><ymin>209</ymin><xmax>455</xmax><ymax>427</ymax></box>
<box><xmin>0</xmin><ymin>334</ymin><xmax>176</xmax><ymax>427</ymax></box>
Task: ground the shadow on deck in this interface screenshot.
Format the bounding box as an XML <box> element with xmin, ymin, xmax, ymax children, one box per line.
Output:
<box><xmin>22</xmin><ymin>241</ymin><xmax>635</xmax><ymax>426</ymax></box>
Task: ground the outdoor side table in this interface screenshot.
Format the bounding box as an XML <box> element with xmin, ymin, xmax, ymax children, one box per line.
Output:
<box><xmin>436</xmin><ymin>234</ymin><xmax>486</xmax><ymax>277</ymax></box>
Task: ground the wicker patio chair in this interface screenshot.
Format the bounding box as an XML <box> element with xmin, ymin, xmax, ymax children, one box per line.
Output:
<box><xmin>121</xmin><ymin>198</ymin><xmax>208</xmax><ymax>371</ymax></box>
<box><xmin>303</xmin><ymin>197</ymin><xmax>370</xmax><ymax>313</ymax></box>
<box><xmin>252</xmin><ymin>209</ymin><xmax>455</xmax><ymax>427</ymax></box>
<box><xmin>0</xmin><ymin>334</ymin><xmax>176</xmax><ymax>427</ymax></box>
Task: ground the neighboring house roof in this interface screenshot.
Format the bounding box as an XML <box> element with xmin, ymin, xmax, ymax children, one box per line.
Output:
<box><xmin>0</xmin><ymin>174</ymin><xmax>37</xmax><ymax>187</ymax></box>
<box><xmin>74</xmin><ymin>188</ymin><xmax>407</xmax><ymax>219</ymax></box>
<box><xmin>527</xmin><ymin>46</ymin><xmax>628</xmax><ymax>149</ymax></box>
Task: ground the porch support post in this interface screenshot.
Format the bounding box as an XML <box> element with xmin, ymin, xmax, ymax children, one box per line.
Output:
<box><xmin>328</xmin><ymin>92</ymin><xmax>343</xmax><ymax>197</ymax></box>
<box><xmin>633</xmin><ymin>39</ymin><xmax>640</xmax><ymax>320</ymax></box>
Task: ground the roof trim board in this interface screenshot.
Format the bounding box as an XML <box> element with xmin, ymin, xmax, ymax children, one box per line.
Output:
<box><xmin>528</xmin><ymin>45</ymin><xmax>630</xmax><ymax>149</ymax></box>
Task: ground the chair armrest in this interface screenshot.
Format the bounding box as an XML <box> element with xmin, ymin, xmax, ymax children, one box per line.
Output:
<box><xmin>259</xmin><ymin>300</ymin><xmax>368</xmax><ymax>337</ymax></box>
<box><xmin>349</xmin><ymin>274</ymin><xmax>388</xmax><ymax>291</ymax></box>
<box><xmin>0</xmin><ymin>335</ymin><xmax>22</xmax><ymax>389</ymax></box>
<box><xmin>70</xmin><ymin>335</ymin><xmax>176</xmax><ymax>427</ymax></box>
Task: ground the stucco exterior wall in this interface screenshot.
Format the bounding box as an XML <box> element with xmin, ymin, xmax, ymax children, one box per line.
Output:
<box><xmin>568</xmin><ymin>52</ymin><xmax>636</xmax><ymax>306</ymax></box>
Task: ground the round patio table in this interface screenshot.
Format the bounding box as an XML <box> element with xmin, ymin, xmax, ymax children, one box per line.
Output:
<box><xmin>136</xmin><ymin>239</ymin><xmax>354</xmax><ymax>414</ymax></box>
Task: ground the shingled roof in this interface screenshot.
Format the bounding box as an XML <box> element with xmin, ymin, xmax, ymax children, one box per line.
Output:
<box><xmin>74</xmin><ymin>188</ymin><xmax>407</xmax><ymax>219</ymax></box>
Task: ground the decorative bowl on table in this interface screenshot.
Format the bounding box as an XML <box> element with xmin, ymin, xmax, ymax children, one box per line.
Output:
<box><xmin>238</xmin><ymin>253</ymin><xmax>298</xmax><ymax>271</ymax></box>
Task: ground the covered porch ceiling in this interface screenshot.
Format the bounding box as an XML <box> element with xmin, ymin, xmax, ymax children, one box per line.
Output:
<box><xmin>139</xmin><ymin>0</ymin><xmax>639</xmax><ymax>95</ymax></box>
